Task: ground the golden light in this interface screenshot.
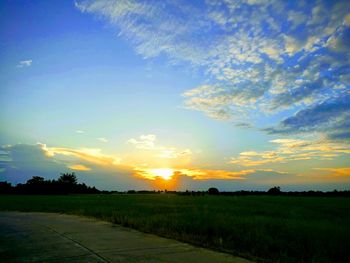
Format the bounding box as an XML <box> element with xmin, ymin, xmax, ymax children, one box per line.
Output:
<box><xmin>150</xmin><ymin>168</ymin><xmax>174</xmax><ymax>180</ymax></box>
<box><xmin>68</xmin><ymin>164</ymin><xmax>91</xmax><ymax>171</ymax></box>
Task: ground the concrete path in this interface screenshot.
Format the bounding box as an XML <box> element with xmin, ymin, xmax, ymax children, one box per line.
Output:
<box><xmin>0</xmin><ymin>212</ymin><xmax>251</xmax><ymax>263</ymax></box>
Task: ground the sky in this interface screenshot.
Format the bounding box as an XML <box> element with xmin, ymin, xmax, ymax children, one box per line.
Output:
<box><xmin>0</xmin><ymin>0</ymin><xmax>349</xmax><ymax>191</ymax></box>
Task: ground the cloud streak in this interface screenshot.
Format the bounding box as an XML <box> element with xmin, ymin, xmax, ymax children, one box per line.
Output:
<box><xmin>17</xmin><ymin>60</ymin><xmax>32</xmax><ymax>68</ymax></box>
<box><xmin>97</xmin><ymin>137</ymin><xmax>108</xmax><ymax>143</ymax></box>
<box><xmin>313</xmin><ymin>167</ymin><xmax>350</xmax><ymax>177</ymax></box>
<box><xmin>127</xmin><ymin>134</ymin><xmax>192</xmax><ymax>159</ymax></box>
<box><xmin>69</xmin><ymin>164</ymin><xmax>91</xmax><ymax>171</ymax></box>
<box><xmin>134</xmin><ymin>167</ymin><xmax>252</xmax><ymax>181</ymax></box>
<box><xmin>40</xmin><ymin>143</ymin><xmax>122</xmax><ymax>166</ymax></box>
<box><xmin>264</xmin><ymin>93</ymin><xmax>350</xmax><ymax>140</ymax></box>
<box><xmin>230</xmin><ymin>138</ymin><xmax>350</xmax><ymax>167</ymax></box>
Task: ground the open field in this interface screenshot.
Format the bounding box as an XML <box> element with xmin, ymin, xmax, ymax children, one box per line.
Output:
<box><xmin>1</xmin><ymin>194</ymin><xmax>349</xmax><ymax>262</ymax></box>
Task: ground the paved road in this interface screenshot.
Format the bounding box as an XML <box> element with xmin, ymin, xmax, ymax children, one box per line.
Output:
<box><xmin>0</xmin><ymin>212</ymin><xmax>251</xmax><ymax>263</ymax></box>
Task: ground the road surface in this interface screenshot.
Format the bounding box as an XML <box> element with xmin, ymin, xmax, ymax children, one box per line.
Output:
<box><xmin>0</xmin><ymin>212</ymin><xmax>252</xmax><ymax>263</ymax></box>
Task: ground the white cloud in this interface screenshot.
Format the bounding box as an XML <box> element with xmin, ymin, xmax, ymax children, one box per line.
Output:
<box><xmin>77</xmin><ymin>0</ymin><xmax>350</xmax><ymax>139</ymax></box>
<box><xmin>17</xmin><ymin>60</ymin><xmax>32</xmax><ymax>68</ymax></box>
<box><xmin>127</xmin><ymin>134</ymin><xmax>156</xmax><ymax>150</ymax></box>
<box><xmin>287</xmin><ymin>10</ymin><xmax>308</xmax><ymax>29</ymax></box>
<box><xmin>127</xmin><ymin>134</ymin><xmax>192</xmax><ymax>159</ymax></box>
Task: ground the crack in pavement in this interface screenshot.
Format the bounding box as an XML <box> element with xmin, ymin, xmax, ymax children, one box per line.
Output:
<box><xmin>0</xmin><ymin>212</ymin><xmax>253</xmax><ymax>263</ymax></box>
<box><xmin>37</xmin><ymin>223</ymin><xmax>111</xmax><ymax>263</ymax></box>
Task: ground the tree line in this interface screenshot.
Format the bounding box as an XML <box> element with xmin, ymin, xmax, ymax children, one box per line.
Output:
<box><xmin>1</xmin><ymin>177</ymin><xmax>349</xmax><ymax>196</ymax></box>
<box><xmin>0</xmin><ymin>173</ymin><xmax>100</xmax><ymax>194</ymax></box>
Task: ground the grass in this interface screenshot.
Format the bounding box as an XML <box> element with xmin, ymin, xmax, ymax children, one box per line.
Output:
<box><xmin>1</xmin><ymin>194</ymin><xmax>349</xmax><ymax>262</ymax></box>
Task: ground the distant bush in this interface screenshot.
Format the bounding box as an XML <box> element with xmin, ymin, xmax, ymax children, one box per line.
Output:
<box><xmin>267</xmin><ymin>186</ymin><xmax>281</xmax><ymax>195</ymax></box>
<box><xmin>208</xmin><ymin>187</ymin><xmax>219</xmax><ymax>195</ymax></box>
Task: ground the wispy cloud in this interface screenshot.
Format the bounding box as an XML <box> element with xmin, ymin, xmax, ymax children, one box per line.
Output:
<box><xmin>39</xmin><ymin>143</ymin><xmax>121</xmax><ymax>166</ymax></box>
<box><xmin>133</xmin><ymin>167</ymin><xmax>253</xmax><ymax>181</ymax></box>
<box><xmin>313</xmin><ymin>167</ymin><xmax>350</xmax><ymax>177</ymax></box>
<box><xmin>235</xmin><ymin>122</ymin><xmax>254</xmax><ymax>129</ymax></box>
<box><xmin>75</xmin><ymin>130</ymin><xmax>85</xmax><ymax>134</ymax></box>
<box><xmin>176</xmin><ymin>168</ymin><xmax>252</xmax><ymax>180</ymax></box>
<box><xmin>297</xmin><ymin>167</ymin><xmax>350</xmax><ymax>182</ymax></box>
<box><xmin>68</xmin><ymin>164</ymin><xmax>91</xmax><ymax>171</ymax></box>
<box><xmin>127</xmin><ymin>134</ymin><xmax>156</xmax><ymax>150</ymax></box>
<box><xmin>127</xmin><ymin>134</ymin><xmax>192</xmax><ymax>159</ymax></box>
<box><xmin>77</xmin><ymin>0</ymin><xmax>350</xmax><ymax>141</ymax></box>
<box><xmin>97</xmin><ymin>137</ymin><xmax>108</xmax><ymax>143</ymax></box>
<box><xmin>230</xmin><ymin>137</ymin><xmax>350</xmax><ymax>167</ymax></box>
<box><xmin>17</xmin><ymin>60</ymin><xmax>32</xmax><ymax>68</ymax></box>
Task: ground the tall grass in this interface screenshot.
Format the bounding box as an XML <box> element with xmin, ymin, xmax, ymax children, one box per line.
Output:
<box><xmin>1</xmin><ymin>194</ymin><xmax>349</xmax><ymax>262</ymax></box>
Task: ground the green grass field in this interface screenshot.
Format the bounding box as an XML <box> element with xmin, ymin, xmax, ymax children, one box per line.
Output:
<box><xmin>1</xmin><ymin>194</ymin><xmax>349</xmax><ymax>262</ymax></box>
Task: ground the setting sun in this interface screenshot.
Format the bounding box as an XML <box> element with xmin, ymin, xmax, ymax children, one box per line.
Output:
<box><xmin>150</xmin><ymin>169</ymin><xmax>174</xmax><ymax>180</ymax></box>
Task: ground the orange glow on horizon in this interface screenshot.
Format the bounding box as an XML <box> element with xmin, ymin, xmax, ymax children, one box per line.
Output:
<box><xmin>150</xmin><ymin>168</ymin><xmax>174</xmax><ymax>180</ymax></box>
<box><xmin>134</xmin><ymin>168</ymin><xmax>175</xmax><ymax>181</ymax></box>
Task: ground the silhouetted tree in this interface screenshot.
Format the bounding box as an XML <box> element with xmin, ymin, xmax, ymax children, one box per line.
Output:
<box><xmin>267</xmin><ymin>186</ymin><xmax>281</xmax><ymax>195</ymax></box>
<box><xmin>58</xmin><ymin>172</ymin><xmax>77</xmax><ymax>185</ymax></box>
<box><xmin>208</xmin><ymin>187</ymin><xmax>220</xmax><ymax>195</ymax></box>
<box><xmin>23</xmin><ymin>176</ymin><xmax>47</xmax><ymax>194</ymax></box>
<box><xmin>27</xmin><ymin>176</ymin><xmax>45</xmax><ymax>185</ymax></box>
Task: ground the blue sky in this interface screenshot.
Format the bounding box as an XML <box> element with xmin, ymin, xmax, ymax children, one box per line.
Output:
<box><xmin>1</xmin><ymin>0</ymin><xmax>349</xmax><ymax>191</ymax></box>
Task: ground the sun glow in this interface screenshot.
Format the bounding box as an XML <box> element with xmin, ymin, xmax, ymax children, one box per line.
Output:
<box><xmin>150</xmin><ymin>168</ymin><xmax>174</xmax><ymax>180</ymax></box>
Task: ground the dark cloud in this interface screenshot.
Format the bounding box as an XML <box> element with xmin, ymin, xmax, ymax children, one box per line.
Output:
<box><xmin>264</xmin><ymin>93</ymin><xmax>350</xmax><ymax>140</ymax></box>
<box><xmin>234</xmin><ymin>122</ymin><xmax>253</xmax><ymax>129</ymax></box>
<box><xmin>328</xmin><ymin>131</ymin><xmax>350</xmax><ymax>140</ymax></box>
<box><xmin>269</xmin><ymin>79</ymin><xmax>324</xmax><ymax>111</ymax></box>
<box><xmin>328</xmin><ymin>26</ymin><xmax>350</xmax><ymax>53</ymax></box>
<box><xmin>0</xmin><ymin>144</ymin><xmax>63</xmax><ymax>184</ymax></box>
<box><xmin>0</xmin><ymin>144</ymin><xmax>141</xmax><ymax>190</ymax></box>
